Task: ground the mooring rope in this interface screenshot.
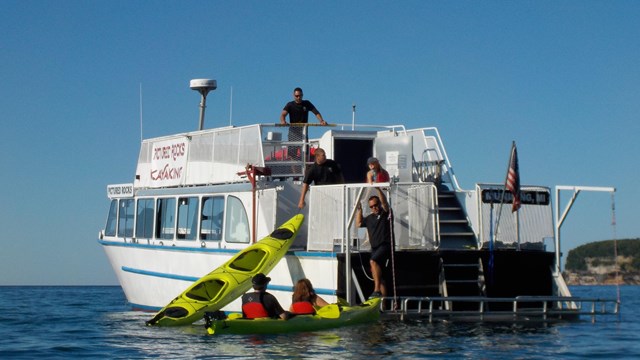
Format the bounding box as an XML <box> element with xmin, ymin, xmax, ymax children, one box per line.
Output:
<box><xmin>387</xmin><ymin>188</ymin><xmax>399</xmax><ymax>311</ymax></box>
<box><xmin>389</xmin><ymin>220</ymin><xmax>398</xmax><ymax>310</ymax></box>
<box><xmin>611</xmin><ymin>192</ymin><xmax>621</xmax><ymax>305</ymax></box>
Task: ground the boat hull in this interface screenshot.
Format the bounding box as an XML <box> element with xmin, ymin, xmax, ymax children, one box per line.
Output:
<box><xmin>206</xmin><ymin>298</ymin><xmax>381</xmax><ymax>335</ymax></box>
<box><xmin>146</xmin><ymin>214</ymin><xmax>304</xmax><ymax>326</ymax></box>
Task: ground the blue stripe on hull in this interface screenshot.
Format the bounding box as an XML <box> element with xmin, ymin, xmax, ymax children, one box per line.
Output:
<box><xmin>98</xmin><ymin>238</ymin><xmax>338</xmax><ymax>258</ymax></box>
<box><xmin>121</xmin><ymin>266</ymin><xmax>336</xmax><ymax>296</ymax></box>
<box><xmin>122</xmin><ymin>266</ymin><xmax>200</xmax><ymax>282</ymax></box>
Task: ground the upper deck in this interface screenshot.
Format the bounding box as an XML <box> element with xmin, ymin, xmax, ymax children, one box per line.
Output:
<box><xmin>117</xmin><ymin>122</ymin><xmax>554</xmax><ymax>253</ymax></box>
<box><xmin>132</xmin><ymin>123</ymin><xmax>455</xmax><ymax>190</ymax></box>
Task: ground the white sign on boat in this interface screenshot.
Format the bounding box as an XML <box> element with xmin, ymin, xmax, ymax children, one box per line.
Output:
<box><xmin>107</xmin><ymin>183</ymin><xmax>134</xmax><ymax>198</ymax></box>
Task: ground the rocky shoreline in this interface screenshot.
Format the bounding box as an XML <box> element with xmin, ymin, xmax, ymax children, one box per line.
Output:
<box><xmin>563</xmin><ymin>271</ymin><xmax>640</xmax><ymax>285</ymax></box>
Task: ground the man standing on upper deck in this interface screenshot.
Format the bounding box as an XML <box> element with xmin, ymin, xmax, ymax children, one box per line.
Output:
<box><xmin>280</xmin><ymin>87</ymin><xmax>327</xmax><ymax>126</ymax></box>
<box><xmin>280</xmin><ymin>87</ymin><xmax>327</xmax><ymax>160</ymax></box>
<box><xmin>298</xmin><ymin>148</ymin><xmax>344</xmax><ymax>209</ymax></box>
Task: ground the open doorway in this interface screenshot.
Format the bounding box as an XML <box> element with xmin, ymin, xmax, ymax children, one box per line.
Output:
<box><xmin>333</xmin><ymin>138</ymin><xmax>373</xmax><ymax>183</ymax></box>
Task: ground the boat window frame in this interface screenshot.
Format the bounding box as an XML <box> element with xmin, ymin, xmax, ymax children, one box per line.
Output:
<box><xmin>135</xmin><ymin>198</ymin><xmax>155</xmax><ymax>239</ymax></box>
<box><xmin>117</xmin><ymin>198</ymin><xmax>135</xmax><ymax>238</ymax></box>
<box><xmin>104</xmin><ymin>199</ymin><xmax>118</xmax><ymax>237</ymax></box>
<box><xmin>224</xmin><ymin>195</ymin><xmax>250</xmax><ymax>244</ymax></box>
<box><xmin>156</xmin><ymin>197</ymin><xmax>177</xmax><ymax>240</ymax></box>
<box><xmin>176</xmin><ymin>196</ymin><xmax>199</xmax><ymax>241</ymax></box>
<box><xmin>200</xmin><ymin>195</ymin><xmax>225</xmax><ymax>241</ymax></box>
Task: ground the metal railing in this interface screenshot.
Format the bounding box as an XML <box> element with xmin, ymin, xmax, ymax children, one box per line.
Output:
<box><xmin>259</xmin><ymin>123</ymin><xmax>460</xmax><ymax>187</ymax></box>
<box><xmin>379</xmin><ymin>296</ymin><xmax>620</xmax><ymax>323</ymax></box>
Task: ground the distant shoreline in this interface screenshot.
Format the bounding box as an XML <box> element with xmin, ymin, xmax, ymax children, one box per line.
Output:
<box><xmin>563</xmin><ymin>271</ymin><xmax>640</xmax><ymax>286</ymax></box>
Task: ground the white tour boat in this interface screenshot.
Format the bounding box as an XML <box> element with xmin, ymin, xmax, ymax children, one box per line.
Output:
<box><xmin>98</xmin><ymin>79</ymin><xmax>619</xmax><ymax>321</ymax></box>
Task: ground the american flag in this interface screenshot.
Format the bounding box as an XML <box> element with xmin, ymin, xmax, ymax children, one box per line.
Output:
<box><xmin>506</xmin><ymin>142</ymin><xmax>521</xmax><ymax>212</ymax></box>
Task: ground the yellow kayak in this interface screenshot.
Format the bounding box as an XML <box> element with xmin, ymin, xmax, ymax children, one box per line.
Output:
<box><xmin>146</xmin><ymin>214</ymin><xmax>304</xmax><ymax>326</ymax></box>
<box><xmin>205</xmin><ymin>298</ymin><xmax>381</xmax><ymax>335</ymax></box>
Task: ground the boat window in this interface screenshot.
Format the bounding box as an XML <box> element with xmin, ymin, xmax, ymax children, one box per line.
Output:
<box><xmin>156</xmin><ymin>198</ymin><xmax>176</xmax><ymax>240</ymax></box>
<box><xmin>117</xmin><ymin>199</ymin><xmax>134</xmax><ymax>238</ymax></box>
<box><xmin>177</xmin><ymin>197</ymin><xmax>199</xmax><ymax>240</ymax></box>
<box><xmin>135</xmin><ymin>198</ymin><xmax>155</xmax><ymax>239</ymax></box>
<box><xmin>200</xmin><ymin>196</ymin><xmax>224</xmax><ymax>241</ymax></box>
<box><xmin>225</xmin><ymin>196</ymin><xmax>250</xmax><ymax>244</ymax></box>
<box><xmin>104</xmin><ymin>199</ymin><xmax>118</xmax><ymax>237</ymax></box>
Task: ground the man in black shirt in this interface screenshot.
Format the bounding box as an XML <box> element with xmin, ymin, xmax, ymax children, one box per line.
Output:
<box><xmin>280</xmin><ymin>87</ymin><xmax>327</xmax><ymax>160</ymax></box>
<box><xmin>298</xmin><ymin>148</ymin><xmax>344</xmax><ymax>209</ymax></box>
<box><xmin>280</xmin><ymin>87</ymin><xmax>327</xmax><ymax>126</ymax></box>
<box><xmin>356</xmin><ymin>188</ymin><xmax>393</xmax><ymax>298</ymax></box>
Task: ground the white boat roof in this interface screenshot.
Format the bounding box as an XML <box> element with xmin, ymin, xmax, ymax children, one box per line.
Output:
<box><xmin>134</xmin><ymin>124</ymin><xmax>264</xmax><ymax>189</ymax></box>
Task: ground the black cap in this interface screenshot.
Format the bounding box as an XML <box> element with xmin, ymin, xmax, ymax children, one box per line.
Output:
<box><xmin>367</xmin><ymin>157</ymin><xmax>379</xmax><ymax>165</ymax></box>
<box><xmin>252</xmin><ymin>273</ymin><xmax>271</xmax><ymax>287</ymax></box>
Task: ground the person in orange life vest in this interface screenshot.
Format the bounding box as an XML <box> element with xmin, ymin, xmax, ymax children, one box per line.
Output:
<box><xmin>366</xmin><ymin>157</ymin><xmax>390</xmax><ymax>184</ymax></box>
<box><xmin>241</xmin><ymin>273</ymin><xmax>289</xmax><ymax>319</ymax></box>
<box><xmin>289</xmin><ymin>278</ymin><xmax>329</xmax><ymax>315</ymax></box>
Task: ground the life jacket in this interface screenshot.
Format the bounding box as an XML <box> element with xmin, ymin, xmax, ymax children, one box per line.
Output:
<box><xmin>242</xmin><ymin>301</ymin><xmax>269</xmax><ymax>319</ymax></box>
<box><xmin>291</xmin><ymin>301</ymin><xmax>316</xmax><ymax>315</ymax></box>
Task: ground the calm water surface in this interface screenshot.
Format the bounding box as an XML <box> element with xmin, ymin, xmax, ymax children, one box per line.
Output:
<box><xmin>0</xmin><ymin>286</ymin><xmax>637</xmax><ymax>359</ymax></box>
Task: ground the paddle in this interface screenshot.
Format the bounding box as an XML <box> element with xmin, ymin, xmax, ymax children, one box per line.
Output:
<box><xmin>316</xmin><ymin>304</ymin><xmax>341</xmax><ymax>319</ymax></box>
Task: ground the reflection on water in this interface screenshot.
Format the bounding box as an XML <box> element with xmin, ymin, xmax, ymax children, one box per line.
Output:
<box><xmin>100</xmin><ymin>311</ymin><xmax>576</xmax><ymax>359</ymax></box>
<box><xmin>99</xmin><ymin>306</ymin><xmax>636</xmax><ymax>359</ymax></box>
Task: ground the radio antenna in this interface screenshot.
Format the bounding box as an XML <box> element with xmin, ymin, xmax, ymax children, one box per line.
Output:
<box><xmin>352</xmin><ymin>103</ymin><xmax>356</xmax><ymax>130</ymax></box>
<box><xmin>139</xmin><ymin>83</ymin><xmax>143</xmax><ymax>143</ymax></box>
<box><xmin>229</xmin><ymin>86</ymin><xmax>233</xmax><ymax>126</ymax></box>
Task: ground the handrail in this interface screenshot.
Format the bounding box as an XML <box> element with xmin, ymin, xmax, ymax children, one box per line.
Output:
<box><xmin>261</xmin><ymin>123</ymin><xmax>460</xmax><ymax>190</ymax></box>
<box><xmin>345</xmin><ymin>187</ymin><xmax>366</xmax><ymax>304</ymax></box>
<box><xmin>378</xmin><ymin>296</ymin><xmax>620</xmax><ymax>322</ymax></box>
<box><xmin>419</xmin><ymin>127</ymin><xmax>463</xmax><ymax>191</ymax></box>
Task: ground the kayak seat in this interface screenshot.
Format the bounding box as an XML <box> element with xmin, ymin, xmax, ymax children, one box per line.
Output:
<box><xmin>270</xmin><ymin>228</ymin><xmax>294</xmax><ymax>240</ymax></box>
<box><xmin>229</xmin><ymin>249</ymin><xmax>267</xmax><ymax>272</ymax></box>
<box><xmin>186</xmin><ymin>279</ymin><xmax>226</xmax><ymax>302</ymax></box>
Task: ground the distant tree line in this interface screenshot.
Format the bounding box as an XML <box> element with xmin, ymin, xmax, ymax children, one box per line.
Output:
<box><xmin>565</xmin><ymin>238</ymin><xmax>640</xmax><ymax>271</ymax></box>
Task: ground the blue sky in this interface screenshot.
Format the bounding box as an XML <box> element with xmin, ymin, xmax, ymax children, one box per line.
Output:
<box><xmin>1</xmin><ymin>1</ymin><xmax>638</xmax><ymax>285</ymax></box>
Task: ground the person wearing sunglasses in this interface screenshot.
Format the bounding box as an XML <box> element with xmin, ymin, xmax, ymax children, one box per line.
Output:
<box><xmin>280</xmin><ymin>87</ymin><xmax>327</xmax><ymax>160</ymax></box>
<box><xmin>355</xmin><ymin>187</ymin><xmax>393</xmax><ymax>299</ymax></box>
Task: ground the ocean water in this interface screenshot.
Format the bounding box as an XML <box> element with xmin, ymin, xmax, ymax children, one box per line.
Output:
<box><xmin>0</xmin><ymin>286</ymin><xmax>637</xmax><ymax>359</ymax></box>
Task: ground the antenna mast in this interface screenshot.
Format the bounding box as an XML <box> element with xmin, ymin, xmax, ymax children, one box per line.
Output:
<box><xmin>229</xmin><ymin>86</ymin><xmax>233</xmax><ymax>126</ymax></box>
<box><xmin>352</xmin><ymin>103</ymin><xmax>356</xmax><ymax>130</ymax></box>
<box><xmin>190</xmin><ymin>79</ymin><xmax>217</xmax><ymax>130</ymax></box>
<box><xmin>139</xmin><ymin>83</ymin><xmax>143</xmax><ymax>143</ymax></box>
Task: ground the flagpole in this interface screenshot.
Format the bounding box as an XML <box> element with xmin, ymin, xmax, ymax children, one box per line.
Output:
<box><xmin>515</xmin><ymin>204</ymin><xmax>521</xmax><ymax>250</ymax></box>
<box><xmin>489</xmin><ymin>202</ymin><xmax>495</xmax><ymax>285</ymax></box>
<box><xmin>493</xmin><ymin>142</ymin><xmax>515</xmax><ymax>243</ymax></box>
<box><xmin>495</xmin><ymin>141</ymin><xmax>521</xmax><ymax>247</ymax></box>
<box><xmin>508</xmin><ymin>141</ymin><xmax>522</xmax><ymax>249</ymax></box>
